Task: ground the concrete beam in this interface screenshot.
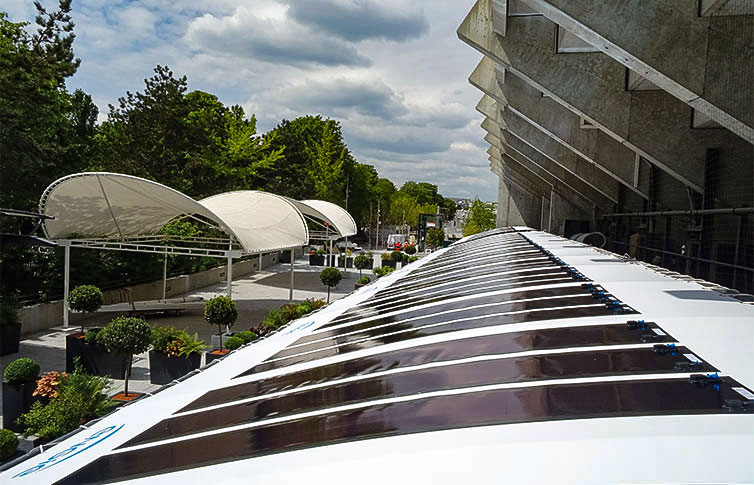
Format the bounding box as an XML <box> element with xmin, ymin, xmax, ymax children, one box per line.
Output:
<box><xmin>475</xmin><ymin>94</ymin><xmax>506</xmax><ymax>126</ymax></box>
<box><xmin>469</xmin><ymin>57</ymin><xmax>507</xmax><ymax>106</ymax></box>
<box><xmin>499</xmin><ymin>72</ymin><xmax>649</xmax><ymax>198</ymax></box>
<box><xmin>522</xmin><ymin>0</ymin><xmax>754</xmax><ymax>143</ymax></box>
<box><xmin>459</xmin><ymin>2</ymin><xmax>749</xmax><ymax>194</ymax></box>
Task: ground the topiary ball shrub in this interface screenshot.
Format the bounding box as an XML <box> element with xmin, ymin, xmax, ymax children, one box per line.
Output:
<box><xmin>68</xmin><ymin>285</ymin><xmax>104</xmax><ymax>313</ymax></box>
<box><xmin>223</xmin><ymin>336</ymin><xmax>245</xmax><ymax>351</ymax></box>
<box><xmin>84</xmin><ymin>328</ymin><xmax>102</xmax><ymax>344</ymax></box>
<box><xmin>389</xmin><ymin>250</ymin><xmax>403</xmax><ymax>263</ymax></box>
<box><xmin>3</xmin><ymin>358</ymin><xmax>40</xmax><ymax>384</ymax></box>
<box><xmin>97</xmin><ymin>316</ymin><xmax>151</xmax><ymax>397</ymax></box>
<box><xmin>353</xmin><ymin>253</ymin><xmax>372</xmax><ymax>277</ymax></box>
<box><xmin>357</xmin><ymin>276</ymin><xmax>371</xmax><ymax>285</ymax></box>
<box><xmin>0</xmin><ymin>429</ymin><xmax>19</xmax><ymax>460</ymax></box>
<box><xmin>320</xmin><ymin>267</ymin><xmax>342</xmax><ymax>303</ymax></box>
<box><xmin>236</xmin><ymin>331</ymin><xmax>258</xmax><ymax>344</ymax></box>
<box><xmin>404</xmin><ymin>245</ymin><xmax>417</xmax><ymax>255</ymax></box>
<box><xmin>204</xmin><ymin>296</ymin><xmax>238</xmax><ymax>339</ymax></box>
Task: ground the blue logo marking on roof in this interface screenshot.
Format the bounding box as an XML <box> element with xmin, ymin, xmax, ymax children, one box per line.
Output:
<box><xmin>13</xmin><ymin>424</ymin><xmax>124</xmax><ymax>478</ymax></box>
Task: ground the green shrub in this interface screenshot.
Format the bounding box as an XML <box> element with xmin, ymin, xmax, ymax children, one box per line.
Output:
<box><xmin>236</xmin><ymin>331</ymin><xmax>258</xmax><ymax>344</ymax></box>
<box><xmin>0</xmin><ymin>296</ymin><xmax>20</xmax><ymax>328</ymax></box>
<box><xmin>295</xmin><ymin>301</ymin><xmax>314</xmax><ymax>317</ymax></box>
<box><xmin>372</xmin><ymin>266</ymin><xmax>396</xmax><ymax>278</ymax></box>
<box><xmin>150</xmin><ymin>326</ymin><xmax>182</xmax><ymax>353</ymax></box>
<box><xmin>320</xmin><ymin>267</ymin><xmax>342</xmax><ymax>303</ymax></box>
<box><xmin>402</xmin><ymin>253</ymin><xmax>409</xmax><ymax>264</ymax></box>
<box><xmin>408</xmin><ymin>256</ymin><xmax>419</xmax><ymax>263</ymax></box>
<box><xmin>389</xmin><ymin>250</ymin><xmax>403</xmax><ymax>263</ymax></box>
<box><xmin>380</xmin><ymin>252</ymin><xmax>390</xmax><ymax>260</ymax></box>
<box><xmin>279</xmin><ymin>303</ymin><xmax>299</xmax><ymax>322</ymax></box>
<box><xmin>426</xmin><ymin>227</ymin><xmax>445</xmax><ymax>247</ymax></box>
<box><xmin>0</xmin><ymin>429</ymin><xmax>19</xmax><ymax>460</ymax></box>
<box><xmin>404</xmin><ymin>245</ymin><xmax>417</xmax><ymax>255</ymax></box>
<box><xmin>19</xmin><ymin>362</ymin><xmax>112</xmax><ymax>440</ymax></box>
<box><xmin>223</xmin><ymin>336</ymin><xmax>244</xmax><ymax>351</ymax></box>
<box><xmin>3</xmin><ymin>358</ymin><xmax>40</xmax><ymax>384</ymax></box>
<box><xmin>315</xmin><ymin>248</ymin><xmax>326</xmax><ymax>256</ymax></box>
<box><xmin>357</xmin><ymin>276</ymin><xmax>371</xmax><ymax>285</ymax></box>
<box><xmin>308</xmin><ymin>298</ymin><xmax>327</xmax><ymax>310</ymax></box>
<box><xmin>353</xmin><ymin>253</ymin><xmax>372</xmax><ymax>277</ymax></box>
<box><xmin>84</xmin><ymin>328</ymin><xmax>102</xmax><ymax>344</ymax></box>
<box><xmin>68</xmin><ymin>285</ymin><xmax>104</xmax><ymax>333</ymax></box>
<box><xmin>204</xmin><ymin>296</ymin><xmax>238</xmax><ymax>347</ymax></box>
<box><xmin>175</xmin><ymin>331</ymin><xmax>207</xmax><ymax>357</ymax></box>
<box><xmin>97</xmin><ymin>316</ymin><xmax>151</xmax><ymax>396</ymax></box>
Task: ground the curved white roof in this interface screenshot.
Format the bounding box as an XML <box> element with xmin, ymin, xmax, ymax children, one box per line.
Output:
<box><xmin>39</xmin><ymin>173</ymin><xmax>309</xmax><ymax>252</ymax></box>
<box><xmin>299</xmin><ymin>199</ymin><xmax>357</xmax><ymax>237</ymax></box>
<box><xmin>200</xmin><ymin>191</ymin><xmax>309</xmax><ymax>252</ymax></box>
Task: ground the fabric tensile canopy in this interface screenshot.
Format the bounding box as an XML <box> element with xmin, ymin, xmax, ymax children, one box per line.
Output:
<box><xmin>39</xmin><ymin>173</ymin><xmax>309</xmax><ymax>253</ymax></box>
<box><xmin>299</xmin><ymin>199</ymin><xmax>357</xmax><ymax>237</ymax></box>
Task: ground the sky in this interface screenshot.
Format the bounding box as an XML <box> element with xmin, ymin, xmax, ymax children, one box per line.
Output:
<box><xmin>5</xmin><ymin>0</ymin><xmax>496</xmax><ymax>201</ymax></box>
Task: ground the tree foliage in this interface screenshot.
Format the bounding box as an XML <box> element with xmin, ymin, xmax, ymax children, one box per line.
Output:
<box><xmin>426</xmin><ymin>227</ymin><xmax>445</xmax><ymax>248</ymax></box>
<box><xmin>463</xmin><ymin>199</ymin><xmax>497</xmax><ymax>236</ymax></box>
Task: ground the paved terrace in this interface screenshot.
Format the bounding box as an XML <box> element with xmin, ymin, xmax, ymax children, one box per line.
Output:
<box><xmin>0</xmin><ymin>256</ymin><xmax>362</xmax><ymax>427</ymax></box>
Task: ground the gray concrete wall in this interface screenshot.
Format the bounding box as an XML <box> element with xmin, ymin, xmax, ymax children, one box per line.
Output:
<box><xmin>17</xmin><ymin>252</ymin><xmax>283</xmax><ymax>337</ymax></box>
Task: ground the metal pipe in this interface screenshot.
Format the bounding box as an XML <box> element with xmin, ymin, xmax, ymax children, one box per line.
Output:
<box><xmin>609</xmin><ymin>240</ymin><xmax>754</xmax><ymax>273</ymax></box>
<box><xmin>289</xmin><ymin>248</ymin><xmax>295</xmax><ymax>302</ymax></box>
<box><xmin>603</xmin><ymin>207</ymin><xmax>754</xmax><ymax>218</ymax></box>
<box><xmin>162</xmin><ymin>251</ymin><xmax>168</xmax><ymax>300</ymax></box>
<box><xmin>63</xmin><ymin>242</ymin><xmax>70</xmax><ymax>328</ymax></box>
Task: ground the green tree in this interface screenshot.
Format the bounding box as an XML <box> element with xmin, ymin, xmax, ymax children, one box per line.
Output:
<box><xmin>319</xmin><ymin>267</ymin><xmax>342</xmax><ymax>303</ymax></box>
<box><xmin>309</xmin><ymin>120</ymin><xmax>347</xmax><ymax>203</ymax></box>
<box><xmin>204</xmin><ymin>295</ymin><xmax>238</xmax><ymax>350</ymax></box>
<box><xmin>426</xmin><ymin>227</ymin><xmax>445</xmax><ymax>248</ymax></box>
<box><xmin>399</xmin><ymin>181</ymin><xmax>443</xmax><ymax>206</ymax></box>
<box><xmin>97</xmin><ymin>316</ymin><xmax>151</xmax><ymax>397</ymax></box>
<box><xmin>463</xmin><ymin>198</ymin><xmax>497</xmax><ymax>236</ymax></box>
<box><xmin>68</xmin><ymin>285</ymin><xmax>104</xmax><ymax>334</ymax></box>
<box><xmin>353</xmin><ymin>253</ymin><xmax>372</xmax><ymax>278</ymax></box>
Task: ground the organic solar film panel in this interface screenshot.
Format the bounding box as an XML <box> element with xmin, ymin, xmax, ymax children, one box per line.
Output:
<box><xmin>246</xmin><ymin>305</ymin><xmax>614</xmax><ymax>374</ymax></box>
<box><xmin>317</xmin><ymin>285</ymin><xmax>588</xmax><ymax>332</ymax></box>
<box><xmin>127</xmin><ymin>347</ymin><xmax>713</xmax><ymax>448</ymax></box>
<box><xmin>391</xmin><ymin>255</ymin><xmax>551</xmax><ymax>284</ymax></box>
<box><xmin>333</xmin><ymin>275</ymin><xmax>576</xmax><ymax>325</ymax></box>
<box><xmin>190</xmin><ymin>323</ymin><xmax>677</xmax><ymax>411</ymax></box>
<box><xmin>341</xmin><ymin>274</ymin><xmax>575</xmax><ymax>318</ymax></box>
<box><xmin>56</xmin><ymin>378</ymin><xmax>751</xmax><ymax>484</ymax></box>
<box><xmin>368</xmin><ymin>266</ymin><xmax>567</xmax><ymax>302</ymax></box>
<box><xmin>411</xmin><ymin>247</ymin><xmax>542</xmax><ymax>273</ymax></box>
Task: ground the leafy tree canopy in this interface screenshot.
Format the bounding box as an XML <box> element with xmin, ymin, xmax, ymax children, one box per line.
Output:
<box><xmin>462</xmin><ymin>198</ymin><xmax>497</xmax><ymax>236</ymax></box>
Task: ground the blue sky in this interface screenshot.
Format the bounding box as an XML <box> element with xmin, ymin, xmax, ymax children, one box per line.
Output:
<box><xmin>5</xmin><ymin>0</ymin><xmax>496</xmax><ymax>200</ymax></box>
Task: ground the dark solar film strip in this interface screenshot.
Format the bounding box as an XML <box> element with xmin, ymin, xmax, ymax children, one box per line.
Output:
<box><xmin>374</xmin><ymin>258</ymin><xmax>557</xmax><ymax>296</ymax></box>
<box><xmin>186</xmin><ymin>323</ymin><xmax>675</xmax><ymax>412</ymax></box>
<box><xmin>333</xmin><ymin>274</ymin><xmax>575</xmax><ymax>325</ymax></box>
<box><xmin>411</xmin><ymin>247</ymin><xmax>540</xmax><ymax>273</ymax></box>
<box><xmin>286</xmin><ymin>295</ymin><xmax>596</xmax><ymax>357</ymax></box>
<box><xmin>390</xmin><ymin>254</ymin><xmax>548</xmax><ymax>285</ymax></box>
<box><xmin>322</xmin><ymin>285</ymin><xmax>587</xmax><ymax>331</ymax></box>
<box><xmin>127</xmin><ymin>347</ymin><xmax>713</xmax><ymax>448</ymax></box>
<box><xmin>364</xmin><ymin>263</ymin><xmax>565</xmax><ymax>303</ymax></box>
<box><xmin>56</xmin><ymin>378</ymin><xmax>751</xmax><ymax>484</ymax></box>
<box><xmin>244</xmin><ymin>305</ymin><xmax>612</xmax><ymax>375</ymax></box>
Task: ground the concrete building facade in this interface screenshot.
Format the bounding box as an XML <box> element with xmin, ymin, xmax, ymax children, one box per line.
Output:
<box><xmin>458</xmin><ymin>0</ymin><xmax>754</xmax><ymax>293</ymax></box>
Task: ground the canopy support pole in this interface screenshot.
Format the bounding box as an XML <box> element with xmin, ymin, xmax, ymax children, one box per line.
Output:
<box><xmin>162</xmin><ymin>250</ymin><xmax>168</xmax><ymax>301</ymax></box>
<box><xmin>289</xmin><ymin>248</ymin><xmax>295</xmax><ymax>302</ymax></box>
<box><xmin>226</xmin><ymin>239</ymin><xmax>233</xmax><ymax>298</ymax></box>
<box><xmin>62</xmin><ymin>241</ymin><xmax>70</xmax><ymax>328</ymax></box>
<box><xmin>259</xmin><ymin>252</ymin><xmax>263</xmax><ymax>271</ymax></box>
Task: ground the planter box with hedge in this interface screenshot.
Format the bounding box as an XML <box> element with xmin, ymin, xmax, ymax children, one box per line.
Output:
<box><xmin>2</xmin><ymin>358</ymin><xmax>40</xmax><ymax>432</ymax></box>
<box><xmin>149</xmin><ymin>327</ymin><xmax>206</xmax><ymax>385</ymax></box>
<box><xmin>206</xmin><ymin>331</ymin><xmax>258</xmax><ymax>363</ymax></box>
<box><xmin>78</xmin><ymin>328</ymin><xmax>128</xmax><ymax>379</ymax></box>
<box><xmin>309</xmin><ymin>254</ymin><xmax>325</xmax><ymax>266</ymax></box>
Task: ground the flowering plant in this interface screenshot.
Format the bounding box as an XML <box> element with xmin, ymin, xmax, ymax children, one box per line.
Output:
<box><xmin>34</xmin><ymin>371</ymin><xmax>67</xmax><ymax>399</ymax></box>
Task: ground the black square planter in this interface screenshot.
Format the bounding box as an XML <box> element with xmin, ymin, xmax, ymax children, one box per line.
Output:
<box><xmin>148</xmin><ymin>351</ymin><xmax>201</xmax><ymax>385</ymax></box>
<box><xmin>337</xmin><ymin>257</ymin><xmax>354</xmax><ymax>268</ymax></box>
<box><xmin>65</xmin><ymin>333</ymin><xmax>86</xmax><ymax>372</ymax></box>
<box><xmin>1</xmin><ymin>381</ymin><xmax>36</xmax><ymax>431</ymax></box>
<box><xmin>309</xmin><ymin>255</ymin><xmax>325</xmax><ymax>266</ymax></box>
<box><xmin>81</xmin><ymin>342</ymin><xmax>128</xmax><ymax>379</ymax></box>
<box><xmin>0</xmin><ymin>324</ymin><xmax>21</xmax><ymax>356</ymax></box>
<box><xmin>381</xmin><ymin>260</ymin><xmax>396</xmax><ymax>269</ymax></box>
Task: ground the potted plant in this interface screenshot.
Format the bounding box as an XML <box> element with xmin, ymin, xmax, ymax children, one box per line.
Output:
<box><xmin>204</xmin><ymin>295</ymin><xmax>238</xmax><ymax>359</ymax></box>
<box><xmin>18</xmin><ymin>361</ymin><xmax>113</xmax><ymax>441</ymax></box>
<box><xmin>71</xmin><ymin>328</ymin><xmax>128</xmax><ymax>379</ymax></box>
<box><xmin>355</xmin><ymin>276</ymin><xmax>371</xmax><ymax>289</ymax></box>
<box><xmin>2</xmin><ymin>358</ymin><xmax>40</xmax><ymax>431</ymax></box>
<box><xmin>353</xmin><ymin>252</ymin><xmax>373</xmax><ymax>277</ymax></box>
<box><xmin>404</xmin><ymin>244</ymin><xmax>417</xmax><ymax>256</ymax></box>
<box><xmin>149</xmin><ymin>327</ymin><xmax>206</xmax><ymax>383</ymax></box>
<box><xmin>309</xmin><ymin>248</ymin><xmax>326</xmax><ymax>266</ymax></box>
<box><xmin>372</xmin><ymin>266</ymin><xmax>396</xmax><ymax>278</ymax></box>
<box><xmin>65</xmin><ymin>285</ymin><xmax>104</xmax><ymax>373</ymax></box>
<box><xmin>96</xmin><ymin>316</ymin><xmax>151</xmax><ymax>400</ymax></box>
<box><xmin>0</xmin><ymin>296</ymin><xmax>22</xmax><ymax>356</ymax></box>
<box><xmin>0</xmin><ymin>429</ymin><xmax>19</xmax><ymax>463</ymax></box>
<box><xmin>319</xmin><ymin>267</ymin><xmax>342</xmax><ymax>303</ymax></box>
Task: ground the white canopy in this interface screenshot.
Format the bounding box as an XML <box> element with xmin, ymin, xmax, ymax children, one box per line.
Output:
<box><xmin>39</xmin><ymin>173</ymin><xmax>309</xmax><ymax>253</ymax></box>
<box><xmin>200</xmin><ymin>191</ymin><xmax>309</xmax><ymax>252</ymax></box>
<box><xmin>299</xmin><ymin>199</ymin><xmax>357</xmax><ymax>237</ymax></box>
